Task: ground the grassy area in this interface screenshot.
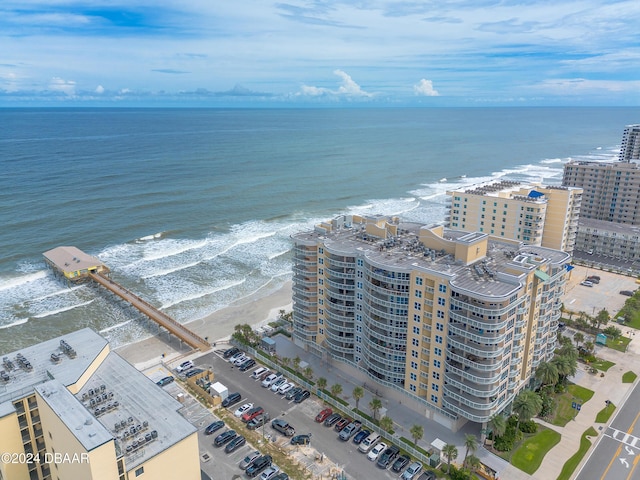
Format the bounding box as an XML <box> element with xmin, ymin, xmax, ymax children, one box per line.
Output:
<box><xmin>589</xmin><ymin>359</ymin><xmax>616</xmax><ymax>371</ymax></box>
<box><xmin>623</xmin><ymin>371</ymin><xmax>638</xmax><ymax>383</ymax></box>
<box><xmin>595</xmin><ymin>402</ymin><xmax>616</xmax><ymax>423</ymax></box>
<box><xmin>511</xmin><ymin>428</ymin><xmax>562</xmax><ymax>475</ymax></box>
<box><xmin>551</xmin><ymin>385</ymin><xmax>595</xmax><ymax>427</ymax></box>
<box><xmin>557</xmin><ymin>427</ymin><xmax>598</xmax><ymax>480</ymax></box>
<box><xmin>606</xmin><ymin>336</ymin><xmax>631</xmax><ymax>352</ymax></box>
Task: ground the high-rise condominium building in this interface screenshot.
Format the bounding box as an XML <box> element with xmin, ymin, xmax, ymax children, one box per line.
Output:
<box><xmin>0</xmin><ymin>329</ymin><xmax>200</xmax><ymax>480</ymax></box>
<box><xmin>292</xmin><ymin>215</ymin><xmax>570</xmax><ymax>429</ymax></box>
<box><xmin>446</xmin><ymin>182</ymin><xmax>582</xmax><ymax>254</ymax></box>
<box><xmin>620</xmin><ymin>124</ymin><xmax>640</xmax><ymax>162</ymax></box>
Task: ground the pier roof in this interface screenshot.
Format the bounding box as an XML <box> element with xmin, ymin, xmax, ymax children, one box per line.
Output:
<box><xmin>43</xmin><ymin>246</ymin><xmax>108</xmax><ymax>278</ymax></box>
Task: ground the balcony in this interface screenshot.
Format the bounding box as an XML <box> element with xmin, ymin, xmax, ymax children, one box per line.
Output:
<box><xmin>367</xmin><ymin>268</ymin><xmax>410</xmax><ymax>285</ymax></box>
<box><xmin>294</xmin><ymin>257</ymin><xmax>318</xmax><ymax>267</ymax></box>
<box><xmin>450</xmin><ymin>297</ymin><xmax>522</xmax><ymax>316</ymax></box>
<box><xmin>325</xmin><ymin>256</ymin><xmax>355</xmax><ymax>268</ymax></box>
<box><xmin>293</xmin><ymin>265</ymin><xmax>317</xmax><ymax>276</ymax></box>
<box><xmin>447</xmin><ymin>337</ymin><xmax>505</xmax><ymax>359</ymax></box>
<box><xmin>293</xmin><ymin>276</ymin><xmax>317</xmax><ymax>288</ymax></box>
<box><xmin>326</xmin><ymin>267</ymin><xmax>355</xmax><ymax>280</ymax></box>
<box><xmin>443</xmin><ymin>387</ymin><xmax>500</xmax><ymax>412</ymax></box>
<box><xmin>325</xmin><ymin>286</ymin><xmax>353</xmax><ymax>301</ymax></box>
<box><xmin>445</xmin><ymin>362</ymin><xmax>502</xmax><ymax>385</ymax></box>
<box><xmin>362</xmin><ymin>355</ymin><xmax>406</xmax><ymax>381</ymax></box>
<box><xmin>325</xmin><ymin>278</ymin><xmax>355</xmax><ymax>290</ymax></box>
<box><xmin>447</xmin><ymin>351</ymin><xmax>502</xmax><ymax>373</ymax></box>
<box><xmin>448</xmin><ymin>323</ymin><xmax>506</xmax><ymax>345</ymax></box>
<box><xmin>449</xmin><ymin>311</ymin><xmax>511</xmax><ymax>330</ymax></box>
<box><xmin>325</xmin><ymin>307</ymin><xmax>354</xmax><ymax>323</ymax></box>
<box><xmin>363</xmin><ymin>312</ymin><xmax>408</xmax><ymax>334</ymax></box>
<box><xmin>363</xmin><ymin>321</ymin><xmax>406</xmax><ymax>344</ymax></box>
<box><xmin>364</xmin><ymin>302</ymin><xmax>407</xmax><ymax>322</ymax></box>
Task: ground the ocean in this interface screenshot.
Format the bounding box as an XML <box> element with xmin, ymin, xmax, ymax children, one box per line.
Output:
<box><xmin>1</xmin><ymin>107</ymin><xmax>638</xmax><ymax>354</ymax></box>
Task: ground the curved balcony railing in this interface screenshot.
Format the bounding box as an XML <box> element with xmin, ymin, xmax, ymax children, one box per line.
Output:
<box><xmin>325</xmin><ymin>287</ymin><xmax>353</xmax><ymax>301</ymax></box>
<box><xmin>442</xmin><ymin>399</ymin><xmax>495</xmax><ymax>423</ymax></box>
<box><xmin>450</xmin><ymin>296</ymin><xmax>524</xmax><ymax>316</ymax></box>
<box><xmin>325</xmin><ymin>278</ymin><xmax>355</xmax><ymax>290</ymax></box>
<box><xmin>442</xmin><ymin>387</ymin><xmax>500</xmax><ymax>411</ymax></box>
<box><xmin>447</xmin><ymin>351</ymin><xmax>502</xmax><ymax>373</ymax></box>
<box><xmin>361</xmin><ymin>355</ymin><xmax>405</xmax><ymax>381</ymax></box>
<box><xmin>326</xmin><ymin>268</ymin><xmax>355</xmax><ymax>280</ymax></box>
<box><xmin>445</xmin><ymin>363</ymin><xmax>502</xmax><ymax>385</ymax></box>
<box><xmin>324</xmin><ymin>256</ymin><xmax>355</xmax><ymax>268</ymax></box>
<box><xmin>362</xmin><ymin>321</ymin><xmax>406</xmax><ymax>345</ymax></box>
<box><xmin>293</xmin><ymin>276</ymin><xmax>317</xmax><ymax>288</ymax></box>
<box><xmin>364</xmin><ymin>302</ymin><xmax>408</xmax><ymax>322</ymax></box>
<box><xmin>292</xmin><ymin>265</ymin><xmax>316</xmax><ymax>276</ymax></box>
<box><xmin>366</xmin><ymin>268</ymin><xmax>411</xmax><ymax>285</ymax></box>
<box><xmin>293</xmin><ymin>296</ymin><xmax>317</xmax><ymax>308</ymax></box>
<box><xmin>448</xmin><ymin>323</ymin><xmax>507</xmax><ymax>345</ymax></box>
<box><xmin>363</xmin><ymin>289</ymin><xmax>409</xmax><ymax>309</ymax></box>
<box><xmin>365</xmin><ymin>346</ymin><xmax>407</xmax><ymax>368</ymax></box>
<box><xmin>363</xmin><ymin>313</ymin><xmax>408</xmax><ymax>334</ymax></box>
<box><xmin>444</xmin><ymin>374</ymin><xmax>502</xmax><ymax>398</ymax></box>
<box><xmin>449</xmin><ymin>311</ymin><xmax>511</xmax><ymax>330</ymax></box>
<box><xmin>447</xmin><ymin>338</ymin><xmax>505</xmax><ymax>359</ymax></box>
<box><xmin>325</xmin><ymin>301</ymin><xmax>355</xmax><ymax>312</ymax></box>
<box><xmin>325</xmin><ymin>307</ymin><xmax>354</xmax><ymax>323</ymax></box>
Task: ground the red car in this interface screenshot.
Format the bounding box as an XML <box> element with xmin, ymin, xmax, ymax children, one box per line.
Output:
<box><xmin>241</xmin><ymin>406</ymin><xmax>264</xmax><ymax>423</ymax></box>
<box><xmin>334</xmin><ymin>418</ymin><xmax>351</xmax><ymax>432</ymax></box>
<box><xmin>315</xmin><ymin>408</ymin><xmax>333</xmax><ymax>423</ymax></box>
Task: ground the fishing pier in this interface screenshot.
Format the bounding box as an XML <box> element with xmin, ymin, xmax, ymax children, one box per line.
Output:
<box><xmin>43</xmin><ymin>246</ymin><xmax>211</xmax><ymax>352</ymax></box>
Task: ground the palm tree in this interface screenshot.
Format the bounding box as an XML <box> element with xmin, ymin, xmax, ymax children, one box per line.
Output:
<box><xmin>595</xmin><ymin>308</ymin><xmax>610</xmax><ymax>330</ymax></box>
<box><xmin>330</xmin><ymin>383</ymin><xmax>343</xmax><ymax>398</ymax></box>
<box><xmin>379</xmin><ymin>416</ymin><xmax>394</xmax><ymax>433</ymax></box>
<box><xmin>557</xmin><ymin>342</ymin><xmax>578</xmax><ymax>362</ymax></box>
<box><xmin>410</xmin><ymin>425</ymin><xmax>424</xmax><ymax>447</ymax></box>
<box><xmin>317</xmin><ymin>377</ymin><xmax>327</xmax><ymax>391</ymax></box>
<box><xmin>488</xmin><ymin>414</ymin><xmax>507</xmax><ymax>439</ymax></box>
<box><xmin>512</xmin><ymin>390</ymin><xmax>543</xmax><ymax>428</ymax></box>
<box><xmin>466</xmin><ymin>454</ymin><xmax>482</xmax><ymax>474</ymax></box>
<box><xmin>303</xmin><ymin>366</ymin><xmax>314</xmax><ymax>380</ymax></box>
<box><xmin>369</xmin><ymin>397</ymin><xmax>382</xmax><ymax>421</ymax></box>
<box><xmin>292</xmin><ymin>356</ymin><xmax>301</xmax><ymax>372</ymax></box>
<box><xmin>463</xmin><ymin>434</ymin><xmax>478</xmax><ymax>467</ymax></box>
<box><xmin>535</xmin><ymin>361</ymin><xmax>559</xmax><ymax>388</ymax></box>
<box><xmin>573</xmin><ymin>332</ymin><xmax>585</xmax><ymax>348</ymax></box>
<box><xmin>352</xmin><ymin>386</ymin><xmax>364</xmax><ymax>410</ymax></box>
<box><xmin>442</xmin><ymin>444</ymin><xmax>458</xmax><ymax>474</ymax></box>
<box><xmin>280</xmin><ymin>357</ymin><xmax>290</xmax><ymax>367</ymax></box>
<box><xmin>552</xmin><ymin>355</ymin><xmax>577</xmax><ymax>382</ymax></box>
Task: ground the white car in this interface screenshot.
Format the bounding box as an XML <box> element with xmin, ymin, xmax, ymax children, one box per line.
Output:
<box><xmin>278</xmin><ymin>382</ymin><xmax>294</xmax><ymax>395</ymax></box>
<box><xmin>270</xmin><ymin>377</ymin><xmax>287</xmax><ymax>392</ymax></box>
<box><xmin>228</xmin><ymin>351</ymin><xmax>244</xmax><ymax>363</ymax></box>
<box><xmin>176</xmin><ymin>360</ymin><xmax>194</xmax><ymax>373</ymax></box>
<box><xmin>261</xmin><ymin>373</ymin><xmax>282</xmax><ymax>388</ymax></box>
<box><xmin>259</xmin><ymin>465</ymin><xmax>280</xmax><ymax>480</ymax></box>
<box><xmin>367</xmin><ymin>442</ymin><xmax>387</xmax><ymax>461</ymax></box>
<box><xmin>251</xmin><ymin>367</ymin><xmax>269</xmax><ymax>379</ymax></box>
<box><xmin>233</xmin><ymin>354</ymin><xmax>249</xmax><ymax>365</ymax></box>
<box><xmin>233</xmin><ymin>402</ymin><xmax>254</xmax><ymax>418</ymax></box>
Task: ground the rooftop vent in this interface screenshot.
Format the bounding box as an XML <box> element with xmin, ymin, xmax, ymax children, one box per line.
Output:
<box><xmin>15</xmin><ymin>353</ymin><xmax>33</xmax><ymax>372</ymax></box>
<box><xmin>60</xmin><ymin>340</ymin><xmax>77</xmax><ymax>358</ymax></box>
<box><xmin>50</xmin><ymin>353</ymin><xmax>61</xmax><ymax>364</ymax></box>
<box><xmin>3</xmin><ymin>357</ymin><xmax>15</xmax><ymax>371</ymax></box>
<box><xmin>0</xmin><ymin>370</ymin><xmax>10</xmax><ymax>383</ymax></box>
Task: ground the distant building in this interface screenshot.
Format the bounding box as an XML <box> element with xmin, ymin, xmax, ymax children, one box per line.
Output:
<box><xmin>0</xmin><ymin>329</ymin><xmax>200</xmax><ymax>480</ymax></box>
<box><xmin>291</xmin><ymin>215</ymin><xmax>570</xmax><ymax>430</ymax></box>
<box><xmin>619</xmin><ymin>124</ymin><xmax>640</xmax><ymax>162</ymax></box>
<box><xmin>446</xmin><ymin>182</ymin><xmax>582</xmax><ymax>254</ymax></box>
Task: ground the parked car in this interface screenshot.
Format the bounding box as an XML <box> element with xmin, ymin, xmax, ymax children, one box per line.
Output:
<box><xmin>252</xmin><ymin>367</ymin><xmax>269</xmax><ymax>379</ymax></box>
<box><xmin>589</xmin><ymin>275</ymin><xmax>601</xmax><ymax>281</ymax></box>
<box><xmin>234</xmin><ymin>403</ymin><xmax>254</xmax><ymax>418</ymax></box>
<box><xmin>239</xmin><ymin>450</ymin><xmax>261</xmax><ymax>470</ymax></box>
<box><xmin>246</xmin><ymin>455</ymin><xmax>272</xmax><ymax>478</ymax></box>
<box><xmin>233</xmin><ymin>354</ymin><xmax>250</xmax><ymax>366</ymax></box>
<box><xmin>228</xmin><ymin>351</ymin><xmax>245</xmax><ymax>363</ymax></box>
<box><xmin>242</xmin><ymin>406</ymin><xmax>265</xmax><ymax>423</ymax></box>
<box><xmin>272</xmin><ymin>474</ymin><xmax>289</xmax><ymax>480</ymax></box>
<box><xmin>352</xmin><ymin>429</ymin><xmax>370</xmax><ymax>445</ymax></box>
<box><xmin>377</xmin><ymin>445</ymin><xmax>400</xmax><ymax>469</ymax></box>
<box><xmin>421</xmin><ymin>472</ymin><xmax>437</xmax><ymax>480</ymax></box>
<box><xmin>214</xmin><ymin>430</ymin><xmax>237</xmax><ymax>447</ymax></box>
<box><xmin>259</xmin><ymin>466</ymin><xmax>280</xmax><ymax>480</ymax></box>
<box><xmin>247</xmin><ymin>413</ymin><xmax>271</xmax><ymax>430</ymax></box>
<box><xmin>239</xmin><ymin>358</ymin><xmax>257</xmax><ymax>371</ymax></box>
<box><xmin>221</xmin><ymin>392</ymin><xmax>242</xmax><ymax>407</ymax></box>
<box><xmin>580</xmin><ymin>280</ymin><xmax>594</xmax><ymax>287</ymax></box>
<box><xmin>223</xmin><ymin>346</ymin><xmax>239</xmax><ymax>358</ymax></box>
<box><xmin>367</xmin><ymin>442</ymin><xmax>387</xmax><ymax>461</ymax></box>
<box><xmin>285</xmin><ymin>386</ymin><xmax>302</xmax><ymax>400</ymax></box>
<box><xmin>156</xmin><ymin>376</ymin><xmax>174</xmax><ymax>387</ymax></box>
<box><xmin>290</xmin><ymin>434</ymin><xmax>311</xmax><ymax>445</ymax></box>
<box><xmin>587</xmin><ymin>276</ymin><xmax>600</xmax><ymax>284</ymax></box>
<box><xmin>271</xmin><ymin>418</ymin><xmax>295</xmax><ymax>436</ymax></box>
<box><xmin>225</xmin><ymin>435</ymin><xmax>246</xmax><ymax>453</ymax></box>
<box><xmin>392</xmin><ymin>454</ymin><xmax>410</xmax><ymax>473</ymax></box>
<box><xmin>278</xmin><ymin>382</ymin><xmax>294</xmax><ymax>395</ymax></box>
<box><xmin>176</xmin><ymin>360</ymin><xmax>194</xmax><ymax>373</ymax></box>
<box><xmin>262</xmin><ymin>372</ymin><xmax>283</xmax><ymax>388</ymax></box>
<box><xmin>294</xmin><ymin>390</ymin><xmax>310</xmax><ymax>403</ymax></box>
<box><xmin>315</xmin><ymin>408</ymin><xmax>333</xmax><ymax>423</ymax></box>
<box><xmin>324</xmin><ymin>413</ymin><xmax>342</xmax><ymax>427</ymax></box>
<box><xmin>333</xmin><ymin>417</ymin><xmax>351</xmax><ymax>432</ymax></box>
<box><xmin>270</xmin><ymin>377</ymin><xmax>287</xmax><ymax>392</ymax></box>
<box><xmin>620</xmin><ymin>290</ymin><xmax>634</xmax><ymax>296</ymax></box>
<box><xmin>401</xmin><ymin>461</ymin><xmax>423</xmax><ymax>480</ymax></box>
<box><xmin>338</xmin><ymin>421</ymin><xmax>361</xmax><ymax>440</ymax></box>
<box><xmin>204</xmin><ymin>420</ymin><xmax>225</xmax><ymax>435</ymax></box>
<box><xmin>185</xmin><ymin>368</ymin><xmax>203</xmax><ymax>378</ymax></box>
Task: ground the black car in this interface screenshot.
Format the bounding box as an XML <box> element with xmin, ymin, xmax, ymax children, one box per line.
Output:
<box><xmin>214</xmin><ymin>430</ymin><xmax>237</xmax><ymax>447</ymax></box>
<box><xmin>290</xmin><ymin>434</ymin><xmax>311</xmax><ymax>445</ymax></box>
<box><xmin>421</xmin><ymin>472</ymin><xmax>436</xmax><ymax>480</ymax></box>
<box><xmin>225</xmin><ymin>435</ymin><xmax>246</xmax><ymax>453</ymax></box>
<box><xmin>185</xmin><ymin>368</ymin><xmax>204</xmax><ymax>378</ymax></box>
<box><xmin>377</xmin><ymin>446</ymin><xmax>400</xmax><ymax>469</ymax></box>
<box><xmin>392</xmin><ymin>454</ymin><xmax>410</xmax><ymax>473</ymax></box>
<box><xmin>223</xmin><ymin>346</ymin><xmax>240</xmax><ymax>358</ymax></box>
<box><xmin>221</xmin><ymin>392</ymin><xmax>242</xmax><ymax>407</ymax></box>
<box><xmin>156</xmin><ymin>376</ymin><xmax>174</xmax><ymax>387</ymax></box>
<box><xmin>324</xmin><ymin>413</ymin><xmax>342</xmax><ymax>427</ymax></box>
<box><xmin>239</xmin><ymin>358</ymin><xmax>256</xmax><ymax>371</ymax></box>
<box><xmin>352</xmin><ymin>429</ymin><xmax>370</xmax><ymax>444</ymax></box>
<box><xmin>294</xmin><ymin>389</ymin><xmax>310</xmax><ymax>403</ymax></box>
<box><xmin>204</xmin><ymin>420</ymin><xmax>225</xmax><ymax>435</ymax></box>
<box><xmin>272</xmin><ymin>474</ymin><xmax>289</xmax><ymax>480</ymax></box>
<box><xmin>285</xmin><ymin>386</ymin><xmax>302</xmax><ymax>400</ymax></box>
<box><xmin>246</xmin><ymin>455</ymin><xmax>272</xmax><ymax>478</ymax></box>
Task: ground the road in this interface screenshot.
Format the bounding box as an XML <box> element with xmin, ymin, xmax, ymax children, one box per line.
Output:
<box><xmin>577</xmin><ymin>381</ymin><xmax>640</xmax><ymax>480</ymax></box>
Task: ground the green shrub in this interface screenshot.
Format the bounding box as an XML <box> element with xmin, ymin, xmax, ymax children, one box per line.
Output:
<box><xmin>519</xmin><ymin>420</ymin><xmax>538</xmax><ymax>434</ymax></box>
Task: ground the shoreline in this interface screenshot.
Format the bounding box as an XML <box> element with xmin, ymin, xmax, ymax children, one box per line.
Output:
<box><xmin>116</xmin><ymin>280</ymin><xmax>293</xmax><ymax>368</ymax></box>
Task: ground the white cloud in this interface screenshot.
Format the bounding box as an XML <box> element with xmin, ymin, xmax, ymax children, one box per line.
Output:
<box><xmin>414</xmin><ymin>79</ymin><xmax>439</xmax><ymax>96</ymax></box>
<box><xmin>95</xmin><ymin>85</ymin><xmax>105</xmax><ymax>94</ymax></box>
<box><xmin>299</xmin><ymin>69</ymin><xmax>373</xmax><ymax>98</ymax></box>
<box><xmin>49</xmin><ymin>77</ymin><xmax>76</xmax><ymax>95</ymax></box>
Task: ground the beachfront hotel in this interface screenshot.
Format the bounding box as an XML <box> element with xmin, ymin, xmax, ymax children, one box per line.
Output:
<box><xmin>445</xmin><ymin>182</ymin><xmax>582</xmax><ymax>255</ymax></box>
<box><xmin>291</xmin><ymin>215</ymin><xmax>571</xmax><ymax>430</ymax></box>
<box><xmin>0</xmin><ymin>329</ymin><xmax>199</xmax><ymax>480</ymax></box>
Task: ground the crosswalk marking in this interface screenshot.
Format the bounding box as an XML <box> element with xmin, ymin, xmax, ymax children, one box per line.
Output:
<box><xmin>607</xmin><ymin>428</ymin><xmax>640</xmax><ymax>449</ymax></box>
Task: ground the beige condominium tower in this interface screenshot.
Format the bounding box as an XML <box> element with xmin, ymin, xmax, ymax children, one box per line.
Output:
<box><xmin>0</xmin><ymin>329</ymin><xmax>200</xmax><ymax>480</ymax></box>
<box><xmin>292</xmin><ymin>215</ymin><xmax>571</xmax><ymax>430</ymax></box>
<box><xmin>446</xmin><ymin>181</ymin><xmax>582</xmax><ymax>254</ymax></box>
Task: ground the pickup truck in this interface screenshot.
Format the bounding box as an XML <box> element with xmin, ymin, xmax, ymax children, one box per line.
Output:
<box><xmin>247</xmin><ymin>412</ymin><xmax>271</xmax><ymax>430</ymax></box>
<box><xmin>271</xmin><ymin>418</ymin><xmax>295</xmax><ymax>437</ymax></box>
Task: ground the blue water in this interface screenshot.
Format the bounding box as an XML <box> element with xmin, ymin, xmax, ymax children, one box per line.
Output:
<box><xmin>1</xmin><ymin>107</ymin><xmax>638</xmax><ymax>353</ymax></box>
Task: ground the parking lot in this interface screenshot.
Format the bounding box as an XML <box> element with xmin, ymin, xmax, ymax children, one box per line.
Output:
<box><xmin>188</xmin><ymin>348</ymin><xmax>439</xmax><ymax>480</ymax></box>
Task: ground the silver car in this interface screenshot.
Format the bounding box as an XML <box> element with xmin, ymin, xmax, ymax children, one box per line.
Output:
<box><xmin>239</xmin><ymin>450</ymin><xmax>261</xmax><ymax>470</ymax></box>
<box><xmin>401</xmin><ymin>461</ymin><xmax>423</xmax><ymax>480</ymax></box>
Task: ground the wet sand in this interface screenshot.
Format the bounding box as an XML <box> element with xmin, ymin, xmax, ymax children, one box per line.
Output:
<box><xmin>116</xmin><ymin>280</ymin><xmax>292</xmax><ymax>368</ymax></box>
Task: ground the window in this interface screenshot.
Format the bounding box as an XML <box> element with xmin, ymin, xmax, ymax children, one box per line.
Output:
<box><xmin>439</xmin><ymin>284</ymin><xmax>447</xmax><ymax>293</ymax></box>
<box><xmin>412</xmin><ymin>338</ymin><xmax>419</xmax><ymax>346</ymax></box>
<box><xmin>432</xmin><ymin>371</ymin><xmax>440</xmax><ymax>380</ymax></box>
<box><xmin>433</xmin><ymin>360</ymin><xmax>441</xmax><ymax>368</ymax></box>
<box><xmin>434</xmin><ymin>347</ymin><xmax>442</xmax><ymax>356</ymax></box>
<box><xmin>410</xmin><ymin>384</ymin><xmax>417</xmax><ymax>392</ymax></box>
<box><xmin>414</xmin><ymin>302</ymin><xmax>422</xmax><ymax>310</ymax></box>
<box><xmin>432</xmin><ymin>383</ymin><xmax>439</xmax><ymax>392</ymax></box>
<box><xmin>436</xmin><ymin>323</ymin><xmax>444</xmax><ymax>331</ymax></box>
<box><xmin>318</xmin><ymin>268</ymin><xmax>323</xmax><ymax>275</ymax></box>
<box><xmin>413</xmin><ymin>326</ymin><xmax>420</xmax><ymax>334</ymax></box>
<box><xmin>412</xmin><ymin>350</ymin><xmax>419</xmax><ymax>358</ymax></box>
<box><xmin>411</xmin><ymin>361</ymin><xmax>418</xmax><ymax>369</ymax></box>
<box><xmin>410</xmin><ymin>373</ymin><xmax>417</xmax><ymax>381</ymax></box>
<box><xmin>415</xmin><ymin>290</ymin><xmax>422</xmax><ymax>298</ymax></box>
<box><xmin>413</xmin><ymin>314</ymin><xmax>420</xmax><ymax>323</ymax></box>
<box><xmin>416</xmin><ymin>277</ymin><xmax>423</xmax><ymax>285</ymax></box>
<box><xmin>435</xmin><ymin>335</ymin><xmax>443</xmax><ymax>344</ymax></box>
<box><xmin>135</xmin><ymin>467</ymin><xmax>145</xmax><ymax>477</ymax></box>
<box><xmin>437</xmin><ymin>297</ymin><xmax>446</xmax><ymax>306</ymax></box>
<box><xmin>437</xmin><ymin>310</ymin><xmax>445</xmax><ymax>319</ymax></box>
<box><xmin>318</xmin><ymin>258</ymin><xmax>324</xmax><ymax>264</ymax></box>
<box><xmin>431</xmin><ymin>394</ymin><xmax>438</xmax><ymax>403</ymax></box>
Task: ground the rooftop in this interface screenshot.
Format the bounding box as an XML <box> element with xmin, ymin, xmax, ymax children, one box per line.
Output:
<box><xmin>578</xmin><ymin>218</ymin><xmax>640</xmax><ymax>236</ymax></box>
<box><xmin>43</xmin><ymin>246</ymin><xmax>108</xmax><ymax>276</ymax></box>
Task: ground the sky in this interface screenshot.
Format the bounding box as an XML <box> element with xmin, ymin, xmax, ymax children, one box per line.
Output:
<box><xmin>1</xmin><ymin>0</ymin><xmax>640</xmax><ymax>107</ymax></box>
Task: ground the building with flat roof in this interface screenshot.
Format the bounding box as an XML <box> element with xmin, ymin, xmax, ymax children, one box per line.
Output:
<box><xmin>446</xmin><ymin>181</ymin><xmax>582</xmax><ymax>254</ymax></box>
<box><xmin>574</xmin><ymin>218</ymin><xmax>640</xmax><ymax>272</ymax></box>
<box><xmin>291</xmin><ymin>214</ymin><xmax>571</xmax><ymax>430</ymax></box>
<box><xmin>0</xmin><ymin>329</ymin><xmax>199</xmax><ymax>480</ymax></box>
<box><xmin>43</xmin><ymin>246</ymin><xmax>110</xmax><ymax>282</ymax></box>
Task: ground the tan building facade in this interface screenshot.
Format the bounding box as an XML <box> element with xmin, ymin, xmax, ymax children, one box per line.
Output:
<box><xmin>446</xmin><ymin>181</ymin><xmax>582</xmax><ymax>254</ymax></box>
<box><xmin>292</xmin><ymin>215</ymin><xmax>571</xmax><ymax>428</ymax></box>
<box><xmin>0</xmin><ymin>329</ymin><xmax>199</xmax><ymax>480</ymax></box>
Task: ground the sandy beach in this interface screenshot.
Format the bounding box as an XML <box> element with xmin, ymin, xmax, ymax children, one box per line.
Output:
<box><xmin>116</xmin><ymin>280</ymin><xmax>292</xmax><ymax>367</ymax></box>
